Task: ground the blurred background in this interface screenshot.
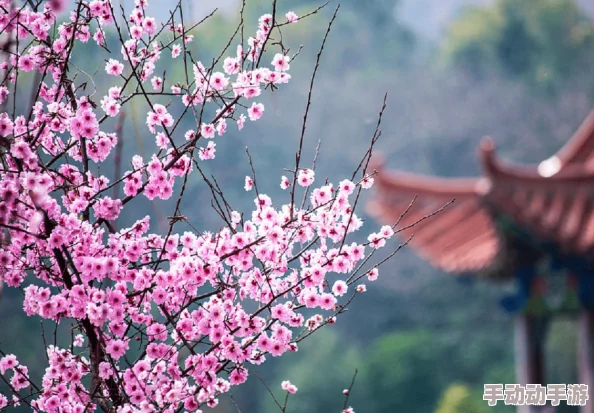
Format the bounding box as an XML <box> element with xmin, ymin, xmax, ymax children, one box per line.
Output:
<box><xmin>4</xmin><ymin>0</ymin><xmax>594</xmax><ymax>411</ymax></box>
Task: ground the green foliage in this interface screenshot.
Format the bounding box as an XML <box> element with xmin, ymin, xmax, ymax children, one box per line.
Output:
<box><xmin>435</xmin><ymin>384</ymin><xmax>490</xmax><ymax>413</ymax></box>
<box><xmin>546</xmin><ymin>319</ymin><xmax>578</xmax><ymax>385</ymax></box>
<box><xmin>359</xmin><ymin>330</ymin><xmax>447</xmax><ymax>412</ymax></box>
<box><xmin>441</xmin><ymin>0</ymin><xmax>594</xmax><ymax>94</ymax></box>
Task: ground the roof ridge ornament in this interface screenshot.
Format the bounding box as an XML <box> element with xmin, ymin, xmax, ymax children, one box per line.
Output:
<box><xmin>479</xmin><ymin>136</ymin><xmax>498</xmax><ymax>176</ymax></box>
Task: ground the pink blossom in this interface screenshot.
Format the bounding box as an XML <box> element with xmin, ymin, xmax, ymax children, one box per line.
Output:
<box><xmin>285</xmin><ymin>11</ymin><xmax>298</xmax><ymax>23</ymax></box>
<box><xmin>237</xmin><ymin>113</ymin><xmax>246</xmax><ymax>130</ymax></box>
<box><xmin>360</xmin><ymin>175</ymin><xmax>374</xmax><ymax>189</ymax></box>
<box><xmin>280</xmin><ymin>175</ymin><xmax>290</xmax><ymax>189</ymax></box>
<box><xmin>105</xmin><ymin>58</ymin><xmax>124</xmax><ymax>76</ymax></box>
<box><xmin>0</xmin><ymin>5</ymin><xmax>392</xmax><ymax>412</ymax></box>
<box><xmin>172</xmin><ymin>44</ymin><xmax>182</xmax><ymax>58</ymax></box>
<box><xmin>143</xmin><ymin>17</ymin><xmax>156</xmax><ymax>35</ymax></box>
<box><xmin>106</xmin><ymin>339</ymin><xmax>129</xmax><ymax>359</ymax></box>
<box><xmin>73</xmin><ymin>334</ymin><xmax>84</xmax><ymax>347</ymax></box>
<box><xmin>210</xmin><ymin>72</ymin><xmax>229</xmax><ymax>91</ymax></box>
<box><xmin>244</xmin><ymin>176</ymin><xmax>253</xmax><ymax>191</ymax></box>
<box><xmin>0</xmin><ymin>355</ymin><xmax>18</xmax><ymax>375</ymax></box>
<box><xmin>130</xmin><ymin>25</ymin><xmax>143</xmax><ymax>39</ymax></box>
<box><xmin>319</xmin><ymin>293</ymin><xmax>337</xmax><ymax>310</ymax></box>
<box><xmin>198</xmin><ymin>141</ymin><xmax>216</xmax><ymax>160</ymax></box>
<box><xmin>224</xmin><ymin>57</ymin><xmax>240</xmax><ymax>75</ymax></box>
<box><xmin>297</xmin><ymin>169</ymin><xmax>315</xmax><ymax>187</ymax></box>
<box><xmin>201</xmin><ymin>123</ymin><xmax>215</xmax><ymax>139</ymax></box>
<box><xmin>367</xmin><ymin>268</ymin><xmax>379</xmax><ymax>281</ymax></box>
<box><xmin>151</xmin><ymin>76</ymin><xmax>163</xmax><ymax>90</ymax></box>
<box><xmin>17</xmin><ymin>56</ymin><xmax>34</xmax><ymax>72</ymax></box>
<box><xmin>272</xmin><ymin>53</ymin><xmax>290</xmax><ymax>71</ymax></box>
<box><xmin>281</xmin><ymin>380</ymin><xmax>298</xmax><ymax>394</ymax></box>
<box><xmin>332</xmin><ymin>280</ymin><xmax>348</xmax><ymax>297</ymax></box>
<box><xmin>0</xmin><ymin>86</ymin><xmax>8</xmax><ymax>104</ymax></box>
<box><xmin>247</xmin><ymin>102</ymin><xmax>264</xmax><ymax>121</ymax></box>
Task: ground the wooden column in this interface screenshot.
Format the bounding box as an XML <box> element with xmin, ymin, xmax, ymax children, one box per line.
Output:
<box><xmin>515</xmin><ymin>315</ymin><xmax>552</xmax><ymax>412</ymax></box>
<box><xmin>578</xmin><ymin>309</ymin><xmax>594</xmax><ymax>413</ymax></box>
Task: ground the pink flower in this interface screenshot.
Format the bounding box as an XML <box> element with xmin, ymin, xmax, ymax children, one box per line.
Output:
<box><xmin>198</xmin><ymin>141</ymin><xmax>216</xmax><ymax>160</ymax></box>
<box><xmin>210</xmin><ymin>72</ymin><xmax>229</xmax><ymax>91</ymax></box>
<box><xmin>216</xmin><ymin>119</ymin><xmax>227</xmax><ymax>136</ymax></box>
<box><xmin>297</xmin><ymin>169</ymin><xmax>315</xmax><ymax>187</ymax></box>
<box><xmin>0</xmin><ymin>86</ymin><xmax>8</xmax><ymax>104</ymax></box>
<box><xmin>223</xmin><ymin>57</ymin><xmax>240</xmax><ymax>75</ymax></box>
<box><xmin>105</xmin><ymin>58</ymin><xmax>124</xmax><ymax>76</ymax></box>
<box><xmin>237</xmin><ymin>114</ymin><xmax>246</xmax><ymax>130</ymax></box>
<box><xmin>367</xmin><ymin>233</ymin><xmax>386</xmax><ymax>249</ymax></box>
<box><xmin>151</xmin><ymin>76</ymin><xmax>163</xmax><ymax>90</ymax></box>
<box><xmin>281</xmin><ymin>380</ymin><xmax>298</xmax><ymax>394</ymax></box>
<box><xmin>130</xmin><ymin>25</ymin><xmax>143</xmax><ymax>39</ymax></box>
<box><xmin>339</xmin><ymin>179</ymin><xmax>355</xmax><ymax>195</ymax></box>
<box><xmin>229</xmin><ymin>367</ymin><xmax>248</xmax><ymax>385</ymax></box>
<box><xmin>360</xmin><ymin>175</ymin><xmax>374</xmax><ymax>189</ymax></box>
<box><xmin>319</xmin><ymin>293</ymin><xmax>337</xmax><ymax>310</ymax></box>
<box><xmin>0</xmin><ymin>354</ymin><xmax>18</xmax><ymax>374</ymax></box>
<box><xmin>244</xmin><ymin>176</ymin><xmax>253</xmax><ymax>191</ymax></box>
<box><xmin>280</xmin><ymin>176</ymin><xmax>290</xmax><ymax>189</ymax></box>
<box><xmin>332</xmin><ymin>280</ymin><xmax>348</xmax><ymax>297</ymax></box>
<box><xmin>98</xmin><ymin>362</ymin><xmax>113</xmax><ymax>379</ymax></box>
<box><xmin>101</xmin><ymin>97</ymin><xmax>121</xmax><ymax>117</ymax></box>
<box><xmin>18</xmin><ymin>56</ymin><xmax>34</xmax><ymax>72</ymax></box>
<box><xmin>143</xmin><ymin>17</ymin><xmax>156</xmax><ymax>35</ymax></box>
<box><xmin>367</xmin><ymin>268</ymin><xmax>379</xmax><ymax>281</ymax></box>
<box><xmin>73</xmin><ymin>334</ymin><xmax>84</xmax><ymax>347</ymax></box>
<box><xmin>380</xmin><ymin>225</ymin><xmax>394</xmax><ymax>239</ymax></box>
<box><xmin>201</xmin><ymin>123</ymin><xmax>215</xmax><ymax>139</ymax></box>
<box><xmin>285</xmin><ymin>11</ymin><xmax>298</xmax><ymax>23</ymax></box>
<box><xmin>302</xmin><ymin>290</ymin><xmax>319</xmax><ymax>308</ymax></box>
<box><xmin>184</xmin><ymin>397</ymin><xmax>199</xmax><ymax>411</ymax></box>
<box><xmin>172</xmin><ymin>44</ymin><xmax>182</xmax><ymax>58</ymax></box>
<box><xmin>247</xmin><ymin>102</ymin><xmax>264</xmax><ymax>121</ymax></box>
<box><xmin>45</xmin><ymin>395</ymin><xmax>60</xmax><ymax>411</ymax></box>
<box><xmin>272</xmin><ymin>53</ymin><xmax>290</xmax><ymax>71</ymax></box>
<box><xmin>106</xmin><ymin>339</ymin><xmax>128</xmax><ymax>359</ymax></box>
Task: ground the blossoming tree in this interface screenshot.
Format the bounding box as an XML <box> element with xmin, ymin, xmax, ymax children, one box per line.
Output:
<box><xmin>0</xmin><ymin>0</ymin><xmax>406</xmax><ymax>411</ymax></box>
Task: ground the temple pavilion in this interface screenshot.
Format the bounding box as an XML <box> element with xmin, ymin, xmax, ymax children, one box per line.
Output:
<box><xmin>367</xmin><ymin>110</ymin><xmax>594</xmax><ymax>413</ymax></box>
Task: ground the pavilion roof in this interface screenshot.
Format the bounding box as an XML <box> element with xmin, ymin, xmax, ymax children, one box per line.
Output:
<box><xmin>367</xmin><ymin>110</ymin><xmax>594</xmax><ymax>278</ymax></box>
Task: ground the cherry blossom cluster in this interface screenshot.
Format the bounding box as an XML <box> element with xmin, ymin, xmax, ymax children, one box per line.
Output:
<box><xmin>0</xmin><ymin>0</ymin><xmax>391</xmax><ymax>412</ymax></box>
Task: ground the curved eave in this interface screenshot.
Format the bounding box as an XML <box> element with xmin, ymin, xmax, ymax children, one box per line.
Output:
<box><xmin>477</xmin><ymin>109</ymin><xmax>594</xmax><ymax>180</ymax></box>
<box><xmin>553</xmin><ymin>109</ymin><xmax>594</xmax><ymax>168</ymax></box>
<box><xmin>368</xmin><ymin>197</ymin><xmax>505</xmax><ymax>276</ymax></box>
<box><xmin>367</xmin><ymin>164</ymin><xmax>503</xmax><ymax>276</ymax></box>
<box><xmin>480</xmin><ymin>137</ymin><xmax>594</xmax><ymax>187</ymax></box>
